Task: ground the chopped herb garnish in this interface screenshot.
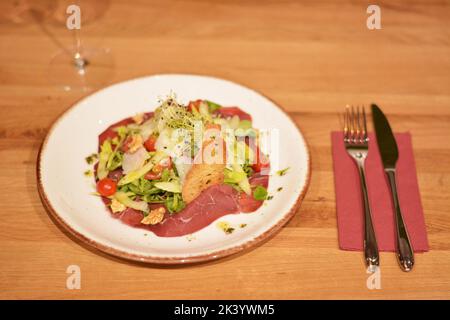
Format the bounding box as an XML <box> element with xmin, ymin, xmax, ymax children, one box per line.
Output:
<box><xmin>267</xmin><ymin>195</ymin><xmax>274</xmax><ymax>200</ymax></box>
<box><xmin>217</xmin><ymin>221</ymin><xmax>235</xmax><ymax>234</ymax></box>
<box><xmin>276</xmin><ymin>167</ymin><xmax>290</xmax><ymax>176</ymax></box>
<box><xmin>85</xmin><ymin>153</ymin><xmax>98</xmax><ymax>165</ymax></box>
<box><xmin>253</xmin><ymin>185</ymin><xmax>268</xmax><ymax>201</ymax></box>
<box><xmin>239</xmin><ymin>223</ymin><xmax>247</xmax><ymax>228</ymax></box>
<box><xmin>277</xmin><ymin>187</ymin><xmax>283</xmax><ymax>192</ymax></box>
<box><xmin>186</xmin><ymin>234</ymin><xmax>196</xmax><ymax>242</ymax></box>
<box><xmin>224</xmin><ymin>227</ymin><xmax>235</xmax><ymax>234</ymax></box>
<box><xmin>84</xmin><ymin>170</ymin><xmax>93</xmax><ymax>177</ymax></box>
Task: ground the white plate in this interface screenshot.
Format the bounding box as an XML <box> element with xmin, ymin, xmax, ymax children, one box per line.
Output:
<box><xmin>38</xmin><ymin>74</ymin><xmax>310</xmax><ymax>264</ymax></box>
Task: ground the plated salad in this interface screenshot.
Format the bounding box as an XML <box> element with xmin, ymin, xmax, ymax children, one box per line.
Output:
<box><xmin>87</xmin><ymin>96</ymin><xmax>270</xmax><ymax>237</ymax></box>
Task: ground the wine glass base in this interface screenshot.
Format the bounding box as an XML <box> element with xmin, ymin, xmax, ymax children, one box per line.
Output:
<box><xmin>49</xmin><ymin>46</ymin><xmax>114</xmax><ymax>92</ymax></box>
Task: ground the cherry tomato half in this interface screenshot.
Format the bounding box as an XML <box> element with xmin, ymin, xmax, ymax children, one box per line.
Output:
<box><xmin>158</xmin><ymin>157</ymin><xmax>172</xmax><ymax>169</ymax></box>
<box><xmin>96</xmin><ymin>178</ymin><xmax>117</xmax><ymax>197</ymax></box>
<box><xmin>144</xmin><ymin>171</ymin><xmax>162</xmax><ymax>180</ymax></box>
<box><xmin>144</xmin><ymin>157</ymin><xmax>172</xmax><ymax>180</ymax></box>
<box><xmin>144</xmin><ymin>134</ymin><xmax>157</xmax><ymax>152</ymax></box>
<box><xmin>121</xmin><ymin>135</ymin><xmax>133</xmax><ymax>153</ymax></box>
<box><xmin>252</xmin><ymin>147</ymin><xmax>270</xmax><ymax>173</ymax></box>
<box><xmin>187</xmin><ymin>99</ymin><xmax>203</xmax><ymax>112</ymax></box>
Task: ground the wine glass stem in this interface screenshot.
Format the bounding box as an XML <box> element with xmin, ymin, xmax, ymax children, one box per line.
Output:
<box><xmin>73</xmin><ymin>28</ymin><xmax>87</xmax><ymax>70</ymax></box>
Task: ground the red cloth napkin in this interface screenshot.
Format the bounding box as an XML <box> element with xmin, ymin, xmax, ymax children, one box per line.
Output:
<box><xmin>331</xmin><ymin>131</ymin><xmax>429</xmax><ymax>252</ymax></box>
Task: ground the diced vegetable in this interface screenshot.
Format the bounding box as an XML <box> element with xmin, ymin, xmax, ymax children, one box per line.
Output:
<box><xmin>205</xmin><ymin>100</ymin><xmax>222</xmax><ymax>113</ymax></box>
<box><xmin>234</xmin><ymin>140</ymin><xmax>254</xmax><ymax>165</ymax></box>
<box><xmin>238</xmin><ymin>119</ymin><xmax>252</xmax><ymax>130</ymax></box>
<box><xmin>187</xmin><ymin>99</ymin><xmax>202</xmax><ymax>112</ymax></box>
<box><xmin>229</xmin><ymin>115</ymin><xmax>240</xmax><ymax>129</ymax></box>
<box><xmin>252</xmin><ymin>146</ymin><xmax>270</xmax><ymax>173</ymax></box>
<box><xmin>155</xmin><ymin>128</ymin><xmax>173</xmax><ymax>152</ymax></box>
<box><xmin>234</xmin><ymin>163</ymin><xmax>251</xmax><ymax>195</ymax></box>
<box><xmin>224</xmin><ymin>169</ymin><xmax>247</xmax><ymax>184</ymax></box>
<box><xmin>97</xmin><ymin>140</ymin><xmax>113</xmax><ymax>179</ymax></box>
<box><xmin>253</xmin><ymin>185</ymin><xmax>268</xmax><ymax>201</ymax></box>
<box><xmin>140</xmin><ymin>119</ymin><xmax>156</xmax><ymax>140</ymax></box>
<box><xmin>121</xmin><ymin>134</ymin><xmax>143</xmax><ymax>154</ymax></box>
<box><xmin>198</xmin><ymin>101</ymin><xmax>212</xmax><ymax>122</ymax></box>
<box><xmin>158</xmin><ymin>157</ymin><xmax>172</xmax><ymax>170</ymax></box>
<box><xmin>107</xmin><ymin>151</ymin><xmax>123</xmax><ymax>171</ymax></box>
<box><xmin>165</xmin><ymin>193</ymin><xmax>186</xmax><ymax>213</ymax></box>
<box><xmin>223</xmin><ymin>163</ymin><xmax>251</xmax><ymax>195</ymax></box>
<box><xmin>145</xmin><ymin>171</ymin><xmax>162</xmax><ymax>180</ymax></box>
<box><xmin>154</xmin><ymin>181</ymin><xmax>182</xmax><ymax>193</ymax></box>
<box><xmin>118</xmin><ymin>151</ymin><xmax>167</xmax><ymax>186</ymax></box>
<box><xmin>161</xmin><ymin>169</ymin><xmax>170</xmax><ymax>181</ymax></box>
<box><xmin>144</xmin><ymin>134</ymin><xmax>157</xmax><ymax>152</ymax></box>
<box><xmin>190</xmin><ymin>104</ymin><xmax>200</xmax><ymax>117</ymax></box>
<box><xmin>114</xmin><ymin>191</ymin><xmax>149</xmax><ymax>212</ymax></box>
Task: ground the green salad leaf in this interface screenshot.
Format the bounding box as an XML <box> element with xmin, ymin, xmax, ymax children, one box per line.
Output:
<box><xmin>97</xmin><ymin>140</ymin><xmax>113</xmax><ymax>179</ymax></box>
<box><xmin>165</xmin><ymin>193</ymin><xmax>186</xmax><ymax>214</ymax></box>
<box><xmin>205</xmin><ymin>100</ymin><xmax>222</xmax><ymax>113</ymax></box>
<box><xmin>118</xmin><ymin>151</ymin><xmax>166</xmax><ymax>186</ymax></box>
<box><xmin>153</xmin><ymin>181</ymin><xmax>182</xmax><ymax>193</ymax></box>
<box><xmin>253</xmin><ymin>185</ymin><xmax>268</xmax><ymax>201</ymax></box>
<box><xmin>114</xmin><ymin>191</ymin><xmax>149</xmax><ymax>212</ymax></box>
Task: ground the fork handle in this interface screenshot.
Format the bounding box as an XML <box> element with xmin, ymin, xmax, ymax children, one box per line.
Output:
<box><xmin>356</xmin><ymin>160</ymin><xmax>380</xmax><ymax>271</ymax></box>
<box><xmin>386</xmin><ymin>169</ymin><xmax>414</xmax><ymax>272</ymax></box>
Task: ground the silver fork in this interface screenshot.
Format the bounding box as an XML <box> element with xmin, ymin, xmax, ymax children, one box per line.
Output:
<box><xmin>343</xmin><ymin>105</ymin><xmax>380</xmax><ymax>272</ymax></box>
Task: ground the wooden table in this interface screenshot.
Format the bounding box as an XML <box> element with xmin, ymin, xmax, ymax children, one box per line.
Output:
<box><xmin>1</xmin><ymin>0</ymin><xmax>449</xmax><ymax>299</ymax></box>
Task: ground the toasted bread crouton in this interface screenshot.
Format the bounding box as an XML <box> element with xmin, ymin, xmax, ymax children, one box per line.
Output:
<box><xmin>182</xmin><ymin>162</ymin><xmax>226</xmax><ymax>203</ymax></box>
<box><xmin>182</xmin><ymin>127</ymin><xmax>226</xmax><ymax>203</ymax></box>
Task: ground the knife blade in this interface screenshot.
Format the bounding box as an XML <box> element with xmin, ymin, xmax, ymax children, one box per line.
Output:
<box><xmin>371</xmin><ymin>104</ymin><xmax>398</xmax><ymax>170</ymax></box>
<box><xmin>371</xmin><ymin>104</ymin><xmax>414</xmax><ymax>272</ymax></box>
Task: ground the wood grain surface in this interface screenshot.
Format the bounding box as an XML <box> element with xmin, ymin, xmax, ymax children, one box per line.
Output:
<box><xmin>1</xmin><ymin>0</ymin><xmax>449</xmax><ymax>299</ymax></box>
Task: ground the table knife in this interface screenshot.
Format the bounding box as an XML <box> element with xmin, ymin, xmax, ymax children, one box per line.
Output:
<box><xmin>371</xmin><ymin>104</ymin><xmax>414</xmax><ymax>272</ymax></box>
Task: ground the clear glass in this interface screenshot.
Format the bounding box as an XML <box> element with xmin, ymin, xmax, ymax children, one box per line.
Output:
<box><xmin>0</xmin><ymin>0</ymin><xmax>113</xmax><ymax>91</ymax></box>
<box><xmin>47</xmin><ymin>0</ymin><xmax>114</xmax><ymax>92</ymax></box>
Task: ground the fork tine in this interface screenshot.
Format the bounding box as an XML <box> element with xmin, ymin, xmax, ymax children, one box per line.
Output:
<box><xmin>356</xmin><ymin>106</ymin><xmax>361</xmax><ymax>142</ymax></box>
<box><xmin>344</xmin><ymin>105</ymin><xmax>349</xmax><ymax>142</ymax></box>
<box><xmin>362</xmin><ymin>106</ymin><xmax>368</xmax><ymax>142</ymax></box>
<box><xmin>350</xmin><ymin>105</ymin><xmax>355</xmax><ymax>142</ymax></box>
<box><xmin>344</xmin><ymin>105</ymin><xmax>370</xmax><ymax>144</ymax></box>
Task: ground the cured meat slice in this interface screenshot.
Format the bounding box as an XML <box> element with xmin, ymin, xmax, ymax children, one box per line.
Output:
<box><xmin>108</xmin><ymin>184</ymin><xmax>239</xmax><ymax>237</ymax></box>
<box><xmin>214</xmin><ymin>107</ymin><xmax>252</xmax><ymax>121</ymax></box>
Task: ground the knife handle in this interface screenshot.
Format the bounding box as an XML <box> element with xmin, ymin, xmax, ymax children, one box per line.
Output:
<box><xmin>386</xmin><ymin>169</ymin><xmax>415</xmax><ymax>272</ymax></box>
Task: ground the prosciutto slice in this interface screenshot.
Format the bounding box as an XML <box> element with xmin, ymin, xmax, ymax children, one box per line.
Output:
<box><xmin>101</xmin><ymin>184</ymin><xmax>237</xmax><ymax>237</ymax></box>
